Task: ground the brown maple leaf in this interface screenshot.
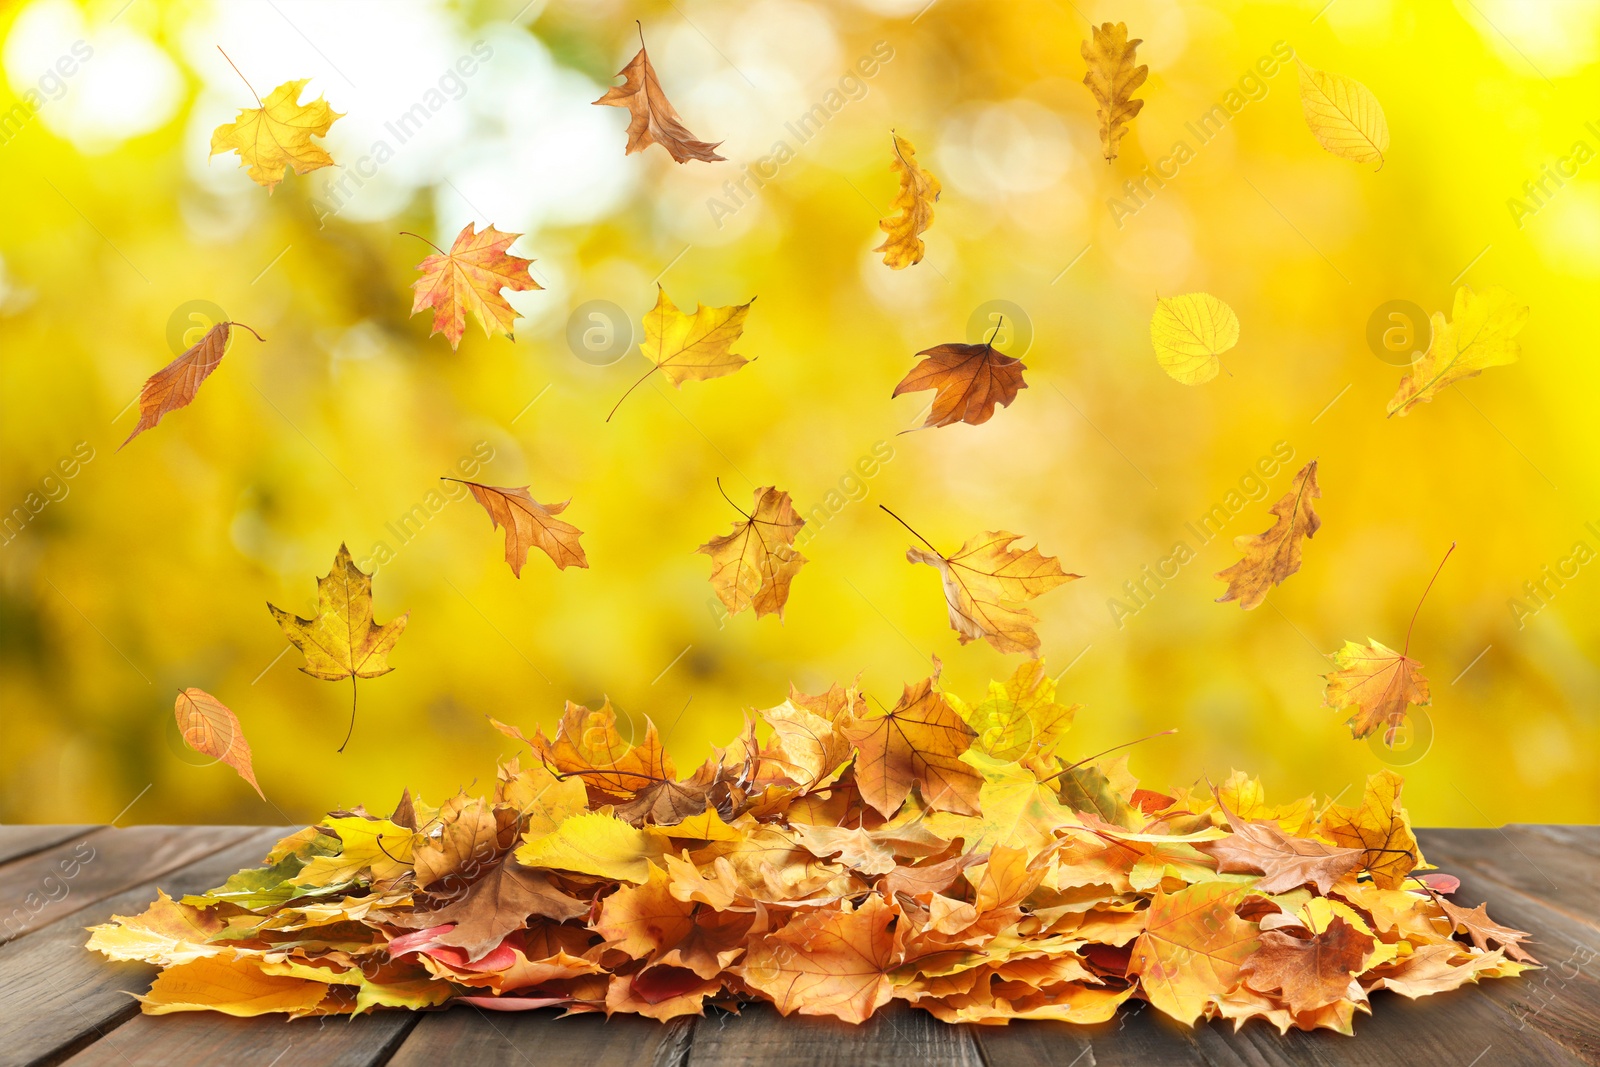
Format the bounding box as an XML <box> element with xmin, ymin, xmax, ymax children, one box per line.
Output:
<box><xmin>121</xmin><ymin>322</ymin><xmax>263</xmax><ymax>449</ymax></box>
<box><xmin>593</xmin><ymin>26</ymin><xmax>724</xmax><ymax>163</ymax></box>
<box><xmin>406</xmin><ymin>223</ymin><xmax>540</xmax><ymax>351</ymax></box>
<box><xmin>892</xmin><ymin>331</ymin><xmax>1028</xmax><ymax>431</ymax></box>
<box><xmin>698</xmin><ymin>483</ymin><xmax>806</xmax><ymax>620</ymax></box>
<box><xmin>1195</xmin><ymin>799</ymin><xmax>1363</xmax><ymax>894</ymax></box>
<box><xmin>1433</xmin><ymin>896</ymin><xmax>1538</xmax><ymax>963</ymax></box>
<box><xmin>841</xmin><ymin>664</ymin><xmax>982</xmax><ymax>818</ymax></box>
<box><xmin>1242</xmin><ymin>916</ymin><xmax>1374</xmax><ymax>1016</ymax></box>
<box><xmin>1215</xmin><ymin>460</ymin><xmax>1321</xmax><ymax>610</ymax></box>
<box><xmin>446</xmin><ymin>478</ymin><xmax>587</xmax><ymax>576</ymax></box>
<box><xmin>392</xmin><ymin>855</ymin><xmax>588</xmax><ymax>962</ymax></box>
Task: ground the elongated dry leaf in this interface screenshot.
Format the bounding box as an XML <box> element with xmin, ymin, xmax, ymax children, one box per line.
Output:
<box><xmin>1081</xmin><ymin>22</ymin><xmax>1146</xmax><ymax>161</ymax></box>
<box><xmin>908</xmin><ymin>529</ymin><xmax>1080</xmax><ymax>656</ymax></box>
<box><xmin>210</xmin><ymin>78</ymin><xmax>343</xmax><ymax>191</ymax></box>
<box><xmin>1296</xmin><ymin>59</ymin><xmax>1388</xmax><ymax>168</ymax></box>
<box><xmin>893</xmin><ymin>338</ymin><xmax>1027</xmax><ymax>429</ymax></box>
<box><xmin>174</xmin><ymin>688</ymin><xmax>264</xmax><ymax>801</ymax></box>
<box><xmin>121</xmin><ymin>322</ymin><xmax>262</xmax><ymax>449</ymax></box>
<box><xmin>875</xmin><ymin>133</ymin><xmax>940</xmax><ymax>269</ymax></box>
<box><xmin>1387</xmin><ymin>286</ymin><xmax>1529</xmax><ymax>417</ymax></box>
<box><xmin>698</xmin><ymin>485</ymin><xmax>806</xmax><ymax>620</ymax></box>
<box><xmin>409</xmin><ymin>223</ymin><xmax>540</xmax><ymax>351</ymax></box>
<box><xmin>1215</xmin><ymin>460</ymin><xmax>1321</xmax><ymax>610</ymax></box>
<box><xmin>449</xmin><ymin>479</ymin><xmax>587</xmax><ymax>575</ymax></box>
<box><xmin>593</xmin><ymin>33</ymin><xmax>724</xmax><ymax>163</ymax></box>
<box><xmin>1323</xmin><ymin>638</ymin><xmax>1429</xmax><ymax>744</ymax></box>
<box><xmin>1151</xmin><ymin>294</ymin><xmax>1238</xmax><ymax>385</ymax></box>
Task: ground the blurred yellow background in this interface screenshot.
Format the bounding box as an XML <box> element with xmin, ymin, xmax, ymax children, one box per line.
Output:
<box><xmin>2</xmin><ymin>0</ymin><xmax>1597</xmax><ymax>828</ymax></box>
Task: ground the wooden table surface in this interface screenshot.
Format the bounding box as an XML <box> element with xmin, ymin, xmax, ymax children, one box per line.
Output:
<box><xmin>2</xmin><ymin>824</ymin><xmax>1598</xmax><ymax>1067</ymax></box>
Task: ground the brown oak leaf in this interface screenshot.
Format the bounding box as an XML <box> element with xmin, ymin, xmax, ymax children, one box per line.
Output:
<box><xmin>593</xmin><ymin>29</ymin><xmax>724</xmax><ymax>163</ymax></box>
<box><xmin>1215</xmin><ymin>459</ymin><xmax>1321</xmax><ymax>610</ymax></box>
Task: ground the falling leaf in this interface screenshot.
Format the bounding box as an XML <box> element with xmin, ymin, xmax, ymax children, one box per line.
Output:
<box><xmin>267</xmin><ymin>543</ymin><xmax>409</xmax><ymax>752</ymax></box>
<box><xmin>1320</xmin><ymin>770</ymin><xmax>1421</xmax><ymax>891</ymax></box>
<box><xmin>1195</xmin><ymin>800</ymin><xmax>1361</xmax><ymax>894</ymax></box>
<box><xmin>593</xmin><ymin>28</ymin><xmax>724</xmax><ymax>163</ymax></box>
<box><xmin>447</xmin><ymin>478</ymin><xmax>587</xmax><ymax>576</ymax></box>
<box><xmin>210</xmin><ymin>78</ymin><xmax>343</xmax><ymax>191</ymax></box>
<box><xmin>408</xmin><ymin>223</ymin><xmax>540</xmax><ymax>351</ymax></box>
<box><xmin>1323</xmin><ymin>639</ymin><xmax>1430</xmax><ymax>744</ymax></box>
<box><xmin>1128</xmin><ymin>880</ymin><xmax>1260</xmax><ymax>1025</ymax></box>
<box><xmin>174</xmin><ymin>688</ymin><xmax>264</xmax><ymax>801</ymax></box>
<box><xmin>1081</xmin><ymin>22</ymin><xmax>1146</xmax><ymax>161</ymax></box>
<box><xmin>1214</xmin><ymin>460</ymin><xmax>1321</xmax><ymax>610</ymax></box>
<box><xmin>697</xmin><ymin>484</ymin><xmax>806</xmax><ymax>620</ymax></box>
<box><xmin>842</xmin><ymin>665</ymin><xmax>982</xmax><ymax>818</ymax></box>
<box><xmin>1296</xmin><ymin>59</ymin><xmax>1389</xmax><ymax>168</ymax></box>
<box><xmin>1387</xmin><ymin>286</ymin><xmax>1529</xmax><ymax>417</ymax></box>
<box><xmin>1150</xmin><ymin>293</ymin><xmax>1238</xmax><ymax>385</ymax></box>
<box><xmin>897</xmin><ymin>516</ymin><xmax>1080</xmax><ymax>656</ymax></box>
<box><xmin>120</xmin><ymin>322</ymin><xmax>263</xmax><ymax>449</ymax></box>
<box><xmin>875</xmin><ymin>133</ymin><xmax>940</xmax><ymax>269</ymax></box>
<box><xmin>1241</xmin><ymin>916</ymin><xmax>1374</xmax><ymax>1015</ymax></box>
<box><xmin>609</xmin><ymin>287</ymin><xmax>754</xmax><ymax>420</ymax></box>
<box><xmin>892</xmin><ymin>335</ymin><xmax>1027</xmax><ymax>429</ymax></box>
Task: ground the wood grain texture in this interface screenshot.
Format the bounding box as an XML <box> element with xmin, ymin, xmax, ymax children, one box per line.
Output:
<box><xmin>973</xmin><ymin>1004</ymin><xmax>1211</xmax><ymax>1066</ymax></box>
<box><xmin>685</xmin><ymin>1003</ymin><xmax>983</xmax><ymax>1067</ymax></box>
<box><xmin>0</xmin><ymin>827</ymin><xmax>286</xmax><ymax>1067</ymax></box>
<box><xmin>388</xmin><ymin>1008</ymin><xmax>692</xmax><ymax>1067</ymax></box>
<box><xmin>62</xmin><ymin>1012</ymin><xmax>419</xmax><ymax>1067</ymax></box>
<box><xmin>0</xmin><ymin>825</ymin><xmax>98</xmax><ymax>867</ymax></box>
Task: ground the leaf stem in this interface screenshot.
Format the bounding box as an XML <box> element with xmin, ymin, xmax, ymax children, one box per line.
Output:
<box><xmin>224</xmin><ymin>321</ymin><xmax>266</xmax><ymax>343</ymax></box>
<box><xmin>606</xmin><ymin>363</ymin><xmax>658</xmax><ymax>423</ymax></box>
<box><xmin>715</xmin><ymin>477</ymin><xmax>752</xmax><ymax>521</ymax></box>
<box><xmin>985</xmin><ymin>316</ymin><xmax>1004</xmax><ymax>349</ymax></box>
<box><xmin>878</xmin><ymin>504</ymin><xmax>941</xmax><ymax>556</ymax></box>
<box><xmin>339</xmin><ymin>674</ymin><xmax>356</xmax><ymax>753</ymax></box>
<box><xmin>636</xmin><ymin>19</ymin><xmax>646</xmax><ymax>51</ymax></box>
<box><xmin>398</xmin><ymin>230</ymin><xmax>447</xmax><ymax>256</ymax></box>
<box><xmin>1403</xmin><ymin>541</ymin><xmax>1456</xmax><ymax>657</ymax></box>
<box><xmin>1041</xmin><ymin>728</ymin><xmax>1179</xmax><ymax>785</ymax></box>
<box><xmin>216</xmin><ymin>46</ymin><xmax>261</xmax><ymax>106</ymax></box>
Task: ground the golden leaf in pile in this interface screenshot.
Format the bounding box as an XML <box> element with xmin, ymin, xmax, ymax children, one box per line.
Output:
<box><xmin>593</xmin><ymin>28</ymin><xmax>724</xmax><ymax>163</ymax></box>
<box><xmin>1320</xmin><ymin>770</ymin><xmax>1421</xmax><ymax>890</ymax></box>
<box><xmin>1296</xmin><ymin>58</ymin><xmax>1389</xmax><ymax>168</ymax></box>
<box><xmin>842</xmin><ymin>665</ymin><xmax>982</xmax><ymax>818</ymax></box>
<box><xmin>1129</xmin><ymin>880</ymin><xmax>1260</xmax><ymax>1024</ymax></box>
<box><xmin>1081</xmin><ymin>22</ymin><xmax>1146</xmax><ymax>161</ymax></box>
<box><xmin>209</xmin><ymin>75</ymin><xmax>342</xmax><ymax>191</ymax></box>
<box><xmin>874</xmin><ymin>132</ymin><xmax>940</xmax><ymax>269</ymax></box>
<box><xmin>1214</xmin><ymin>460</ymin><xmax>1321</xmax><ymax>610</ymax></box>
<box><xmin>447</xmin><ymin>478</ymin><xmax>587</xmax><ymax>575</ymax></box>
<box><xmin>697</xmin><ymin>484</ymin><xmax>806</xmax><ymax>620</ymax></box>
<box><xmin>1387</xmin><ymin>286</ymin><xmax>1529</xmax><ymax>417</ymax></box>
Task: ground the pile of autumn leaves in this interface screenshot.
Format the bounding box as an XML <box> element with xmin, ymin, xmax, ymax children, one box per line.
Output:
<box><xmin>90</xmin><ymin>662</ymin><xmax>1533</xmax><ymax>1031</ymax></box>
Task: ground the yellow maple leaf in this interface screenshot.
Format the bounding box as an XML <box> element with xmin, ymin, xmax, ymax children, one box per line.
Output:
<box><xmin>1320</xmin><ymin>769</ymin><xmax>1423</xmax><ymax>890</ymax></box>
<box><xmin>1323</xmin><ymin>638</ymin><xmax>1430</xmax><ymax>744</ymax></box>
<box><xmin>267</xmin><ymin>544</ymin><xmax>408</xmax><ymax>751</ymax></box>
<box><xmin>209</xmin><ymin>77</ymin><xmax>343</xmax><ymax>192</ymax></box>
<box><xmin>1081</xmin><ymin>22</ymin><xmax>1147</xmax><ymax>161</ymax></box>
<box><xmin>947</xmin><ymin>659</ymin><xmax>1078</xmax><ymax>763</ymax></box>
<box><xmin>1150</xmin><ymin>293</ymin><xmax>1239</xmax><ymax>385</ymax></box>
<box><xmin>515</xmin><ymin>810</ymin><xmax>661</xmax><ymax>883</ymax></box>
<box><xmin>875</xmin><ymin>132</ymin><xmax>940</xmax><ymax>269</ymax></box>
<box><xmin>1387</xmin><ymin>286</ymin><xmax>1529</xmax><ymax>417</ymax></box>
<box><xmin>698</xmin><ymin>484</ymin><xmax>806</xmax><ymax>621</ymax></box>
<box><xmin>1296</xmin><ymin>58</ymin><xmax>1389</xmax><ymax>168</ymax></box>
<box><xmin>1214</xmin><ymin>460</ymin><xmax>1321</xmax><ymax>610</ymax></box>
<box><xmin>609</xmin><ymin>286</ymin><xmax>754</xmax><ymax>420</ymax></box>
<box><xmin>1128</xmin><ymin>880</ymin><xmax>1260</xmax><ymax>1025</ymax></box>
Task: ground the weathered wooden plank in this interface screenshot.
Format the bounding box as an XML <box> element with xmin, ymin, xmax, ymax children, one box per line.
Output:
<box><xmin>1418</xmin><ymin>828</ymin><xmax>1600</xmax><ymax>1065</ymax></box>
<box><xmin>0</xmin><ymin>827</ymin><xmax>287</xmax><ymax>1067</ymax></box>
<box><xmin>1422</xmin><ymin>827</ymin><xmax>1600</xmax><ymax>928</ymax></box>
<box><xmin>974</xmin><ymin>1003</ymin><xmax>1212</xmax><ymax>1066</ymax></box>
<box><xmin>0</xmin><ymin>826</ymin><xmax>100</xmax><ymax>867</ymax></box>
<box><xmin>1526</xmin><ymin>824</ymin><xmax>1600</xmax><ymax>864</ymax></box>
<box><xmin>62</xmin><ymin>1012</ymin><xmax>419</xmax><ymax>1067</ymax></box>
<box><xmin>0</xmin><ymin>826</ymin><xmax>254</xmax><ymax>946</ymax></box>
<box><xmin>388</xmin><ymin>1008</ymin><xmax>692</xmax><ymax>1067</ymax></box>
<box><xmin>684</xmin><ymin>1002</ymin><xmax>981</xmax><ymax>1067</ymax></box>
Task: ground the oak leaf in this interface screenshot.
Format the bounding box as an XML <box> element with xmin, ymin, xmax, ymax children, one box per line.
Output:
<box><xmin>892</xmin><ymin>336</ymin><xmax>1027</xmax><ymax>430</ymax></box>
<box><xmin>1364</xmin><ymin>943</ymin><xmax>1516</xmax><ymax>998</ymax></box>
<box><xmin>447</xmin><ymin>478</ymin><xmax>587</xmax><ymax>575</ymax></box>
<box><xmin>393</xmin><ymin>856</ymin><xmax>588</xmax><ymax>963</ymax></box>
<box><xmin>210</xmin><ymin>78</ymin><xmax>342</xmax><ymax>191</ymax></box>
<box><xmin>1081</xmin><ymin>23</ymin><xmax>1146</xmax><ymax>161</ymax></box>
<box><xmin>875</xmin><ymin>133</ymin><xmax>940</xmax><ymax>269</ymax></box>
<box><xmin>610</xmin><ymin>287</ymin><xmax>754</xmax><ymax>420</ymax></box>
<box><xmin>904</xmin><ymin>527</ymin><xmax>1080</xmax><ymax>656</ymax></box>
<box><xmin>1434</xmin><ymin>897</ymin><xmax>1538</xmax><ymax>963</ymax></box>
<box><xmin>740</xmin><ymin>894</ymin><xmax>901</xmax><ymax>1023</ymax></box>
<box><xmin>1214</xmin><ymin>460</ymin><xmax>1321</xmax><ymax>610</ymax></box>
<box><xmin>1150</xmin><ymin>293</ymin><xmax>1238</xmax><ymax>385</ymax></box>
<box><xmin>408</xmin><ymin>223</ymin><xmax>540</xmax><ymax>351</ymax></box>
<box><xmin>1387</xmin><ymin>286</ymin><xmax>1529</xmax><ymax>417</ymax></box>
<box><xmin>1241</xmin><ymin>916</ymin><xmax>1373</xmax><ymax>1015</ymax></box>
<box><xmin>1323</xmin><ymin>638</ymin><xmax>1430</xmax><ymax>744</ymax></box>
<box><xmin>121</xmin><ymin>322</ymin><xmax>263</xmax><ymax>449</ymax></box>
<box><xmin>1128</xmin><ymin>880</ymin><xmax>1260</xmax><ymax>1025</ymax></box>
<box><xmin>267</xmin><ymin>544</ymin><xmax>408</xmax><ymax>751</ymax></box>
<box><xmin>698</xmin><ymin>485</ymin><xmax>806</xmax><ymax>620</ymax></box>
<box><xmin>842</xmin><ymin>667</ymin><xmax>982</xmax><ymax>818</ymax></box>
<box><xmin>593</xmin><ymin>32</ymin><xmax>724</xmax><ymax>163</ymax></box>
<box><xmin>174</xmin><ymin>688</ymin><xmax>264</xmax><ymax>801</ymax></box>
<box><xmin>1320</xmin><ymin>770</ymin><xmax>1421</xmax><ymax>891</ymax></box>
<box><xmin>1296</xmin><ymin>59</ymin><xmax>1389</xmax><ymax>168</ymax></box>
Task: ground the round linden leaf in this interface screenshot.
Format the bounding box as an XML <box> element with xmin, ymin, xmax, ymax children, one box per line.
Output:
<box><xmin>1150</xmin><ymin>293</ymin><xmax>1240</xmax><ymax>385</ymax></box>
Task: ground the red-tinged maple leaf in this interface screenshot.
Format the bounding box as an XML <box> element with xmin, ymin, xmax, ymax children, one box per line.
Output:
<box><xmin>407</xmin><ymin>223</ymin><xmax>540</xmax><ymax>350</ymax></box>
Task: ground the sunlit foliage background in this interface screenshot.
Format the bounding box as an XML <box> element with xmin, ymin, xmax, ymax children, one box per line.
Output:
<box><xmin>3</xmin><ymin>0</ymin><xmax>1598</xmax><ymax>827</ymax></box>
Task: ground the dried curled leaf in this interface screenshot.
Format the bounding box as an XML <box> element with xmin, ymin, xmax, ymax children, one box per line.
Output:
<box><xmin>1081</xmin><ymin>22</ymin><xmax>1146</xmax><ymax>161</ymax></box>
<box><xmin>1296</xmin><ymin>59</ymin><xmax>1389</xmax><ymax>168</ymax></box>
<box><xmin>697</xmin><ymin>485</ymin><xmax>806</xmax><ymax>620</ymax></box>
<box><xmin>907</xmin><ymin>530</ymin><xmax>1080</xmax><ymax>656</ymax></box>
<box><xmin>593</xmin><ymin>34</ymin><xmax>724</xmax><ymax>163</ymax></box>
<box><xmin>875</xmin><ymin>133</ymin><xmax>940</xmax><ymax>268</ymax></box>
<box><xmin>1150</xmin><ymin>293</ymin><xmax>1238</xmax><ymax>385</ymax></box>
<box><xmin>1387</xmin><ymin>286</ymin><xmax>1529</xmax><ymax>417</ymax></box>
<box><xmin>892</xmin><ymin>338</ymin><xmax>1027</xmax><ymax>429</ymax></box>
<box><xmin>1214</xmin><ymin>460</ymin><xmax>1321</xmax><ymax>610</ymax></box>
<box><xmin>409</xmin><ymin>223</ymin><xmax>541</xmax><ymax>351</ymax></box>
<box><xmin>1323</xmin><ymin>638</ymin><xmax>1430</xmax><ymax>744</ymax></box>
<box><xmin>450</xmin><ymin>479</ymin><xmax>587</xmax><ymax>576</ymax></box>
<box><xmin>210</xmin><ymin>78</ymin><xmax>343</xmax><ymax>191</ymax></box>
<box><xmin>174</xmin><ymin>688</ymin><xmax>264</xmax><ymax>801</ymax></box>
<box><xmin>121</xmin><ymin>322</ymin><xmax>262</xmax><ymax>449</ymax></box>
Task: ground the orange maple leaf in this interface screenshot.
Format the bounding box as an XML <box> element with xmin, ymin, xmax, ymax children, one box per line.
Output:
<box><xmin>740</xmin><ymin>894</ymin><xmax>901</xmax><ymax>1023</ymax></box>
<box><xmin>697</xmin><ymin>483</ymin><xmax>806</xmax><ymax>620</ymax></box>
<box><xmin>407</xmin><ymin>223</ymin><xmax>540</xmax><ymax>351</ymax></box>
<box><xmin>892</xmin><ymin>333</ymin><xmax>1028</xmax><ymax>430</ymax></box>
<box><xmin>445</xmin><ymin>478</ymin><xmax>587</xmax><ymax>576</ymax></box>
<box><xmin>842</xmin><ymin>665</ymin><xmax>982</xmax><ymax>818</ymax></box>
